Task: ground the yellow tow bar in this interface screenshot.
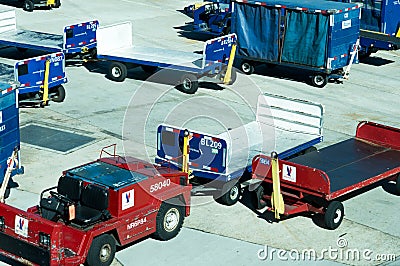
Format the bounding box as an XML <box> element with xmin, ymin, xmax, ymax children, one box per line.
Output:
<box><xmin>47</xmin><ymin>0</ymin><xmax>55</xmax><ymax>5</ymax></box>
<box><xmin>271</xmin><ymin>152</ymin><xmax>285</xmax><ymax>219</ymax></box>
<box><xmin>40</xmin><ymin>59</ymin><xmax>50</xmax><ymax>107</ymax></box>
<box><xmin>182</xmin><ymin>129</ymin><xmax>193</xmax><ymax>180</ymax></box>
<box><xmin>223</xmin><ymin>44</ymin><xmax>237</xmax><ymax>84</ymax></box>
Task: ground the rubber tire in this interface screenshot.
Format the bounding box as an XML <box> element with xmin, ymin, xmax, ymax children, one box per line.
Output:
<box><xmin>228</xmin><ymin>67</ymin><xmax>237</xmax><ymax>85</ymax></box>
<box><xmin>54</xmin><ymin>0</ymin><xmax>61</xmax><ymax>8</ymax></box>
<box><xmin>4</xmin><ymin>188</ymin><xmax>10</xmax><ymax>199</ymax></box>
<box><xmin>311</xmin><ymin>74</ymin><xmax>328</xmax><ymax>88</ymax></box>
<box><xmin>395</xmin><ymin>174</ymin><xmax>400</xmax><ymax>195</ymax></box>
<box><xmin>240</xmin><ymin>61</ymin><xmax>254</xmax><ymax>75</ymax></box>
<box><xmin>86</xmin><ymin>234</ymin><xmax>116</xmax><ymax>266</ymax></box>
<box><xmin>176</xmin><ymin>74</ymin><xmax>198</xmax><ymax>94</ymax></box>
<box><xmin>108</xmin><ymin>62</ymin><xmax>127</xmax><ymax>82</ymax></box>
<box><xmin>253</xmin><ymin>185</ymin><xmax>267</xmax><ymax>210</ymax></box>
<box><xmin>51</xmin><ymin>85</ymin><xmax>65</xmax><ymax>103</ymax></box>
<box><xmin>23</xmin><ymin>0</ymin><xmax>34</xmax><ymax>12</ymax></box>
<box><xmin>324</xmin><ymin>201</ymin><xmax>344</xmax><ymax>230</ymax></box>
<box><xmin>214</xmin><ymin>182</ymin><xmax>240</xmax><ymax>206</ymax></box>
<box><xmin>141</xmin><ymin>65</ymin><xmax>158</xmax><ymax>74</ymax></box>
<box><xmin>153</xmin><ymin>202</ymin><xmax>184</xmax><ymax>241</ymax></box>
<box><xmin>223</xmin><ymin>26</ymin><xmax>231</xmax><ymax>35</ymax></box>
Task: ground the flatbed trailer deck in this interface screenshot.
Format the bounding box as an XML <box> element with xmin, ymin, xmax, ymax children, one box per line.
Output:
<box><xmin>0</xmin><ymin>7</ymin><xmax>98</xmax><ymax>57</ymax></box>
<box><xmin>157</xmin><ymin>93</ymin><xmax>324</xmax><ymax>205</ymax></box>
<box><xmin>96</xmin><ymin>21</ymin><xmax>237</xmax><ymax>94</ymax></box>
<box><xmin>252</xmin><ymin>121</ymin><xmax>400</xmax><ymax>229</ymax></box>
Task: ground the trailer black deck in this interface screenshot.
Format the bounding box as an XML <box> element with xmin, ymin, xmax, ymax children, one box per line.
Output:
<box><xmin>289</xmin><ymin>138</ymin><xmax>400</xmax><ymax>193</ymax></box>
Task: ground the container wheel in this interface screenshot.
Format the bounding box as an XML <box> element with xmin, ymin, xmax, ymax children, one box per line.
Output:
<box><xmin>311</xmin><ymin>74</ymin><xmax>328</xmax><ymax>88</ymax></box>
<box><xmin>51</xmin><ymin>85</ymin><xmax>65</xmax><ymax>103</ymax></box>
<box><xmin>176</xmin><ymin>74</ymin><xmax>199</xmax><ymax>94</ymax></box>
<box><xmin>228</xmin><ymin>68</ymin><xmax>237</xmax><ymax>85</ymax></box>
<box><xmin>240</xmin><ymin>61</ymin><xmax>254</xmax><ymax>75</ymax></box>
<box><xmin>252</xmin><ymin>185</ymin><xmax>267</xmax><ymax>210</ymax></box>
<box><xmin>324</xmin><ymin>201</ymin><xmax>344</xmax><ymax>230</ymax></box>
<box><xmin>86</xmin><ymin>234</ymin><xmax>116</xmax><ymax>266</ymax></box>
<box><xmin>214</xmin><ymin>182</ymin><xmax>240</xmax><ymax>206</ymax></box>
<box><xmin>108</xmin><ymin>62</ymin><xmax>127</xmax><ymax>82</ymax></box>
<box><xmin>23</xmin><ymin>0</ymin><xmax>34</xmax><ymax>12</ymax></box>
<box><xmin>395</xmin><ymin>174</ymin><xmax>400</xmax><ymax>195</ymax></box>
<box><xmin>153</xmin><ymin>202</ymin><xmax>184</xmax><ymax>241</ymax></box>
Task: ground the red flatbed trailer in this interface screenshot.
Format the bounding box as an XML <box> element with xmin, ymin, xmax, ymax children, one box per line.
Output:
<box><xmin>252</xmin><ymin>121</ymin><xmax>400</xmax><ymax>229</ymax></box>
<box><xmin>0</xmin><ymin>145</ymin><xmax>191</xmax><ymax>265</ymax></box>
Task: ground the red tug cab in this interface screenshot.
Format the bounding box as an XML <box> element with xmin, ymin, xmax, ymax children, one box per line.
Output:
<box><xmin>0</xmin><ymin>145</ymin><xmax>191</xmax><ymax>265</ymax></box>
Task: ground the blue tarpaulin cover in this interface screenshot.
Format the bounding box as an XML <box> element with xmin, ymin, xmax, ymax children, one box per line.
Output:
<box><xmin>281</xmin><ymin>11</ymin><xmax>328</xmax><ymax>67</ymax></box>
<box><xmin>233</xmin><ymin>4</ymin><xmax>279</xmax><ymax>61</ymax></box>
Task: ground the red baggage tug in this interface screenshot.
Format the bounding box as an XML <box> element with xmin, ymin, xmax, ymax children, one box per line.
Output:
<box><xmin>0</xmin><ymin>144</ymin><xmax>191</xmax><ymax>265</ymax></box>
<box><xmin>252</xmin><ymin>121</ymin><xmax>400</xmax><ymax>229</ymax></box>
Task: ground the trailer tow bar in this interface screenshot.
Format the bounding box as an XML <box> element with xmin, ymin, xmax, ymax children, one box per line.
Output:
<box><xmin>0</xmin><ymin>148</ymin><xmax>19</xmax><ymax>203</ymax></box>
<box><xmin>271</xmin><ymin>152</ymin><xmax>284</xmax><ymax>219</ymax></box>
<box><xmin>40</xmin><ymin>59</ymin><xmax>51</xmax><ymax>107</ymax></box>
<box><xmin>223</xmin><ymin>43</ymin><xmax>237</xmax><ymax>84</ymax></box>
<box><xmin>343</xmin><ymin>38</ymin><xmax>360</xmax><ymax>80</ymax></box>
<box><xmin>182</xmin><ymin>129</ymin><xmax>193</xmax><ymax>182</ymax></box>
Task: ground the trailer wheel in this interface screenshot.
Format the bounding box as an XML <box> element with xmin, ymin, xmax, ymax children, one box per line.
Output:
<box><xmin>214</xmin><ymin>182</ymin><xmax>240</xmax><ymax>206</ymax></box>
<box><xmin>240</xmin><ymin>61</ymin><xmax>254</xmax><ymax>75</ymax></box>
<box><xmin>324</xmin><ymin>201</ymin><xmax>344</xmax><ymax>230</ymax></box>
<box><xmin>86</xmin><ymin>234</ymin><xmax>116</xmax><ymax>266</ymax></box>
<box><xmin>395</xmin><ymin>174</ymin><xmax>400</xmax><ymax>195</ymax></box>
<box><xmin>23</xmin><ymin>0</ymin><xmax>34</xmax><ymax>12</ymax></box>
<box><xmin>108</xmin><ymin>62</ymin><xmax>127</xmax><ymax>82</ymax></box>
<box><xmin>51</xmin><ymin>85</ymin><xmax>65</xmax><ymax>103</ymax></box>
<box><xmin>228</xmin><ymin>68</ymin><xmax>237</xmax><ymax>85</ymax></box>
<box><xmin>176</xmin><ymin>74</ymin><xmax>198</xmax><ymax>94</ymax></box>
<box><xmin>54</xmin><ymin>0</ymin><xmax>61</xmax><ymax>8</ymax></box>
<box><xmin>311</xmin><ymin>74</ymin><xmax>328</xmax><ymax>88</ymax></box>
<box><xmin>253</xmin><ymin>185</ymin><xmax>267</xmax><ymax>210</ymax></box>
<box><xmin>153</xmin><ymin>202</ymin><xmax>184</xmax><ymax>241</ymax></box>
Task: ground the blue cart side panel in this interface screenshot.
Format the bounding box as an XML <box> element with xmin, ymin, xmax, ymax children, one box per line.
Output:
<box><xmin>328</xmin><ymin>8</ymin><xmax>360</xmax><ymax>70</ymax></box>
<box><xmin>0</xmin><ymin>85</ymin><xmax>19</xmax><ymax>183</ymax></box>
<box><xmin>157</xmin><ymin>125</ymin><xmax>228</xmax><ymax>178</ymax></box>
<box><xmin>203</xmin><ymin>33</ymin><xmax>237</xmax><ymax>69</ymax></box>
<box><xmin>63</xmin><ymin>20</ymin><xmax>98</xmax><ymax>54</ymax></box>
<box><xmin>382</xmin><ymin>0</ymin><xmax>400</xmax><ymax>35</ymax></box>
<box><xmin>15</xmin><ymin>52</ymin><xmax>66</xmax><ymax>95</ymax></box>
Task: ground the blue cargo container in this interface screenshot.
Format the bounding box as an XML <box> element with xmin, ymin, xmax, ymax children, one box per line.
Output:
<box><xmin>0</xmin><ymin>83</ymin><xmax>21</xmax><ymax>197</ymax></box>
<box><xmin>334</xmin><ymin>0</ymin><xmax>400</xmax><ymax>57</ymax></box>
<box><xmin>231</xmin><ymin>0</ymin><xmax>361</xmax><ymax>87</ymax></box>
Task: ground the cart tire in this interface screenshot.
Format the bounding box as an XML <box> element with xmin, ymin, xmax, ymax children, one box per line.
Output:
<box><xmin>311</xmin><ymin>74</ymin><xmax>328</xmax><ymax>88</ymax></box>
<box><xmin>23</xmin><ymin>0</ymin><xmax>34</xmax><ymax>12</ymax></box>
<box><xmin>228</xmin><ymin>67</ymin><xmax>237</xmax><ymax>85</ymax></box>
<box><xmin>108</xmin><ymin>62</ymin><xmax>127</xmax><ymax>82</ymax></box>
<box><xmin>153</xmin><ymin>202</ymin><xmax>184</xmax><ymax>241</ymax></box>
<box><xmin>4</xmin><ymin>188</ymin><xmax>10</xmax><ymax>199</ymax></box>
<box><xmin>223</xmin><ymin>26</ymin><xmax>231</xmax><ymax>35</ymax></box>
<box><xmin>54</xmin><ymin>0</ymin><xmax>61</xmax><ymax>8</ymax></box>
<box><xmin>141</xmin><ymin>65</ymin><xmax>158</xmax><ymax>74</ymax></box>
<box><xmin>51</xmin><ymin>85</ymin><xmax>65</xmax><ymax>103</ymax></box>
<box><xmin>240</xmin><ymin>61</ymin><xmax>254</xmax><ymax>75</ymax></box>
<box><xmin>214</xmin><ymin>182</ymin><xmax>240</xmax><ymax>206</ymax></box>
<box><xmin>86</xmin><ymin>234</ymin><xmax>116</xmax><ymax>266</ymax></box>
<box><xmin>253</xmin><ymin>186</ymin><xmax>267</xmax><ymax>210</ymax></box>
<box><xmin>395</xmin><ymin>174</ymin><xmax>400</xmax><ymax>195</ymax></box>
<box><xmin>324</xmin><ymin>201</ymin><xmax>344</xmax><ymax>230</ymax></box>
<box><xmin>176</xmin><ymin>74</ymin><xmax>198</xmax><ymax>94</ymax></box>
